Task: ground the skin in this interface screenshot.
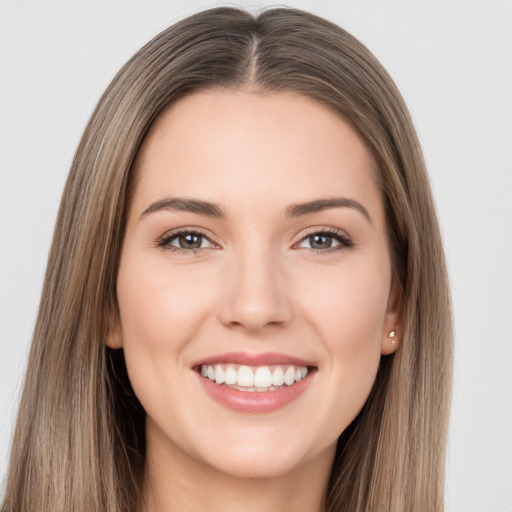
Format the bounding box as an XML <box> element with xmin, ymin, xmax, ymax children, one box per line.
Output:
<box><xmin>111</xmin><ymin>89</ymin><xmax>401</xmax><ymax>512</ymax></box>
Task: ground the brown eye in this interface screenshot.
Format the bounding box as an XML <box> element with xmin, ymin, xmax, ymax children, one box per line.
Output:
<box><xmin>158</xmin><ymin>230</ymin><xmax>216</xmax><ymax>251</ymax></box>
<box><xmin>297</xmin><ymin>230</ymin><xmax>353</xmax><ymax>252</ymax></box>
<box><xmin>177</xmin><ymin>233</ymin><xmax>203</xmax><ymax>249</ymax></box>
<box><xmin>309</xmin><ymin>234</ymin><xmax>333</xmax><ymax>249</ymax></box>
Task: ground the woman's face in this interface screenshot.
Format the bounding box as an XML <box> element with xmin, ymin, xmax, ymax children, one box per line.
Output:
<box><xmin>114</xmin><ymin>90</ymin><xmax>400</xmax><ymax>479</ymax></box>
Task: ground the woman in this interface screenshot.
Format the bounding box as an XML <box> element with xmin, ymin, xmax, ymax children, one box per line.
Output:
<box><xmin>1</xmin><ymin>6</ymin><xmax>452</xmax><ymax>512</ymax></box>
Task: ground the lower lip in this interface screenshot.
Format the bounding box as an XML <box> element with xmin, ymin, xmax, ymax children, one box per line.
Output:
<box><xmin>195</xmin><ymin>371</ymin><xmax>314</xmax><ymax>413</ymax></box>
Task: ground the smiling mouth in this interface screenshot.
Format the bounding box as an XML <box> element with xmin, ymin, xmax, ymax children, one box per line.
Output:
<box><xmin>196</xmin><ymin>363</ymin><xmax>315</xmax><ymax>392</ymax></box>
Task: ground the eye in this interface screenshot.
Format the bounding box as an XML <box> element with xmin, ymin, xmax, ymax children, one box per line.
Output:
<box><xmin>157</xmin><ymin>230</ymin><xmax>217</xmax><ymax>252</ymax></box>
<box><xmin>296</xmin><ymin>229</ymin><xmax>353</xmax><ymax>252</ymax></box>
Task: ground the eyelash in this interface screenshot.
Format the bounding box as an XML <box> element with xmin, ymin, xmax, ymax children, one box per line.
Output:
<box><xmin>295</xmin><ymin>228</ymin><xmax>354</xmax><ymax>253</ymax></box>
<box><xmin>156</xmin><ymin>227</ymin><xmax>353</xmax><ymax>255</ymax></box>
<box><xmin>156</xmin><ymin>228</ymin><xmax>217</xmax><ymax>255</ymax></box>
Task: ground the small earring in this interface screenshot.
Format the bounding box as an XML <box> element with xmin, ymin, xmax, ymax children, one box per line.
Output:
<box><xmin>389</xmin><ymin>330</ymin><xmax>396</xmax><ymax>344</ymax></box>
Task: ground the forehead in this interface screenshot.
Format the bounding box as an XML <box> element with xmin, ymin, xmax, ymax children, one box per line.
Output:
<box><xmin>131</xmin><ymin>89</ymin><xmax>383</xmax><ymax>222</ymax></box>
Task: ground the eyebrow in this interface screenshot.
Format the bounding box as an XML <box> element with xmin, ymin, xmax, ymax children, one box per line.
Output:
<box><xmin>140</xmin><ymin>196</ymin><xmax>371</xmax><ymax>223</ymax></box>
<box><xmin>140</xmin><ymin>197</ymin><xmax>225</xmax><ymax>219</ymax></box>
<box><xmin>285</xmin><ymin>198</ymin><xmax>372</xmax><ymax>223</ymax></box>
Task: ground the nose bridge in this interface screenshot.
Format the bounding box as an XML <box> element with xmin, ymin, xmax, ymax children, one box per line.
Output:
<box><xmin>219</xmin><ymin>239</ymin><xmax>292</xmax><ymax>331</ymax></box>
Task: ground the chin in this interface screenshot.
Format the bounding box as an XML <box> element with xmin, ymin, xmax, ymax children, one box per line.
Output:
<box><xmin>202</xmin><ymin>446</ymin><xmax>312</xmax><ymax>480</ymax></box>
<box><xmin>187</xmin><ymin>425</ymin><xmax>333</xmax><ymax>481</ymax></box>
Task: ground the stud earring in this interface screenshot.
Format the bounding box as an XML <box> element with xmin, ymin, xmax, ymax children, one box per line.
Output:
<box><xmin>389</xmin><ymin>330</ymin><xmax>396</xmax><ymax>344</ymax></box>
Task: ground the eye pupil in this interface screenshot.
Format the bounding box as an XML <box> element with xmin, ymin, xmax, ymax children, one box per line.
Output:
<box><xmin>310</xmin><ymin>234</ymin><xmax>332</xmax><ymax>249</ymax></box>
<box><xmin>179</xmin><ymin>234</ymin><xmax>202</xmax><ymax>249</ymax></box>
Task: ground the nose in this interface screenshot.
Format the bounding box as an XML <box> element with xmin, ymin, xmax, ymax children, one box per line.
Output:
<box><xmin>218</xmin><ymin>247</ymin><xmax>293</xmax><ymax>332</ymax></box>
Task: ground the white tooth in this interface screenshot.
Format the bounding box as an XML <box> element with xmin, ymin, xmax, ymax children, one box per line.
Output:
<box><xmin>201</xmin><ymin>365</ymin><xmax>208</xmax><ymax>377</ymax></box>
<box><xmin>272</xmin><ymin>367</ymin><xmax>285</xmax><ymax>386</ymax></box>
<box><xmin>215</xmin><ymin>365</ymin><xmax>225</xmax><ymax>384</ymax></box>
<box><xmin>284</xmin><ymin>366</ymin><xmax>296</xmax><ymax>386</ymax></box>
<box><xmin>256</xmin><ymin>387</ymin><xmax>269</xmax><ymax>392</ymax></box>
<box><xmin>254</xmin><ymin>366</ymin><xmax>272</xmax><ymax>387</ymax></box>
<box><xmin>295</xmin><ymin>368</ymin><xmax>302</xmax><ymax>382</ymax></box>
<box><xmin>207</xmin><ymin>366</ymin><xmax>215</xmax><ymax>381</ymax></box>
<box><xmin>301</xmin><ymin>366</ymin><xmax>308</xmax><ymax>379</ymax></box>
<box><xmin>225</xmin><ymin>366</ymin><xmax>237</xmax><ymax>385</ymax></box>
<box><xmin>237</xmin><ymin>365</ymin><xmax>254</xmax><ymax>387</ymax></box>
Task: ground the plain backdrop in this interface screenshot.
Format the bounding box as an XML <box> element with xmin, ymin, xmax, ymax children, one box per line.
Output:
<box><xmin>1</xmin><ymin>1</ymin><xmax>511</xmax><ymax>510</ymax></box>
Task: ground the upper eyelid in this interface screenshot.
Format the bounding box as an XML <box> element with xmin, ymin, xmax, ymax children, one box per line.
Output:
<box><xmin>298</xmin><ymin>226</ymin><xmax>347</xmax><ymax>235</ymax></box>
<box><xmin>156</xmin><ymin>227</ymin><xmax>221</xmax><ymax>251</ymax></box>
<box><xmin>294</xmin><ymin>226</ymin><xmax>354</xmax><ymax>250</ymax></box>
<box><xmin>159</xmin><ymin>226</ymin><xmax>217</xmax><ymax>240</ymax></box>
<box><xmin>295</xmin><ymin>226</ymin><xmax>351</xmax><ymax>241</ymax></box>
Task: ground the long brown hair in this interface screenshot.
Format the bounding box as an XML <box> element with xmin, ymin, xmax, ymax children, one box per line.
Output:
<box><xmin>2</xmin><ymin>7</ymin><xmax>452</xmax><ymax>511</ymax></box>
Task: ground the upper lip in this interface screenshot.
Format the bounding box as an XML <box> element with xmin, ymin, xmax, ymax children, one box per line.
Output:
<box><xmin>192</xmin><ymin>351</ymin><xmax>316</xmax><ymax>368</ymax></box>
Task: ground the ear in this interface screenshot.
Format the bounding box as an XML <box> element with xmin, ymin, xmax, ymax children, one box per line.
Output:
<box><xmin>105</xmin><ymin>303</ymin><xmax>123</xmax><ymax>349</ymax></box>
<box><xmin>381</xmin><ymin>278</ymin><xmax>403</xmax><ymax>356</ymax></box>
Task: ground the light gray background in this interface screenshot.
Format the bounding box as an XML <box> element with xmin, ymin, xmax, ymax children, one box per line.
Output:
<box><xmin>1</xmin><ymin>1</ymin><xmax>511</xmax><ymax>510</ymax></box>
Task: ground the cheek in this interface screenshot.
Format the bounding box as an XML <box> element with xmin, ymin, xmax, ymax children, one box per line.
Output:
<box><xmin>299</xmin><ymin>260</ymin><xmax>390</xmax><ymax>345</ymax></box>
<box><xmin>296</xmin><ymin>261</ymin><xmax>390</xmax><ymax>418</ymax></box>
<box><xmin>115</xmin><ymin>253</ymin><xmax>216</xmax><ymax>402</ymax></box>
<box><xmin>117</xmin><ymin>254</ymin><xmax>213</xmax><ymax>348</ymax></box>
